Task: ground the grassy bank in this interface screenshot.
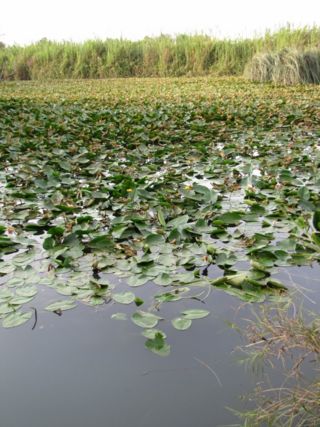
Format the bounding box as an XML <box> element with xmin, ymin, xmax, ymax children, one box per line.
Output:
<box><xmin>0</xmin><ymin>26</ymin><xmax>320</xmax><ymax>80</ymax></box>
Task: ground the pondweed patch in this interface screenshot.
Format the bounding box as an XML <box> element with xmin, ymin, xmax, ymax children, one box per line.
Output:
<box><xmin>0</xmin><ymin>77</ymin><xmax>319</xmax><ymax>354</ymax></box>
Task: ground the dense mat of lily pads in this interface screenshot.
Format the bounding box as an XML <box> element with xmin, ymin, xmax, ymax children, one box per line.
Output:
<box><xmin>0</xmin><ymin>77</ymin><xmax>319</xmax><ymax>354</ymax></box>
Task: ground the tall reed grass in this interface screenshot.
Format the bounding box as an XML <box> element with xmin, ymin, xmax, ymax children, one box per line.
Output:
<box><xmin>0</xmin><ymin>26</ymin><xmax>319</xmax><ymax>80</ymax></box>
<box><xmin>245</xmin><ymin>48</ymin><xmax>320</xmax><ymax>84</ymax></box>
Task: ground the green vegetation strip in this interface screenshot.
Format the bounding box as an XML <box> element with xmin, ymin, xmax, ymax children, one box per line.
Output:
<box><xmin>1</xmin><ymin>26</ymin><xmax>320</xmax><ymax>79</ymax></box>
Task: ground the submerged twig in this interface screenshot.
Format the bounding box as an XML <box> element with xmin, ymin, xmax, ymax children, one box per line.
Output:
<box><xmin>193</xmin><ymin>356</ymin><xmax>222</xmax><ymax>387</ymax></box>
<box><xmin>31</xmin><ymin>307</ymin><xmax>38</xmax><ymax>330</ymax></box>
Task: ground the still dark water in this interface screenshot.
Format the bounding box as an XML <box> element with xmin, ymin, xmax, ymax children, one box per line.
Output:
<box><xmin>0</xmin><ymin>265</ymin><xmax>319</xmax><ymax>427</ymax></box>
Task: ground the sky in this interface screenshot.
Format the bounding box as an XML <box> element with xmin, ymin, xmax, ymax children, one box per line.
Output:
<box><xmin>1</xmin><ymin>0</ymin><xmax>320</xmax><ymax>45</ymax></box>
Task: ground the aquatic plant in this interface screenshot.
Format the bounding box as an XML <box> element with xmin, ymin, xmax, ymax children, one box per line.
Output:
<box><xmin>235</xmin><ymin>303</ymin><xmax>320</xmax><ymax>426</ymax></box>
<box><xmin>0</xmin><ymin>77</ymin><xmax>319</xmax><ymax>356</ymax></box>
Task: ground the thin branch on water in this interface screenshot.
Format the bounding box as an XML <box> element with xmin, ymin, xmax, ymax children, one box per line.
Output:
<box><xmin>193</xmin><ymin>356</ymin><xmax>222</xmax><ymax>387</ymax></box>
<box><xmin>283</xmin><ymin>269</ymin><xmax>316</xmax><ymax>305</ymax></box>
<box><xmin>31</xmin><ymin>307</ymin><xmax>38</xmax><ymax>330</ymax></box>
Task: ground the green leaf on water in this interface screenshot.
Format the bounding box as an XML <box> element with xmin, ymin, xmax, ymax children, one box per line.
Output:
<box><xmin>43</xmin><ymin>237</ymin><xmax>55</xmax><ymax>250</ymax></box>
<box><xmin>134</xmin><ymin>297</ymin><xmax>144</xmax><ymax>306</ymax></box>
<box><xmin>16</xmin><ymin>285</ymin><xmax>38</xmax><ymax>298</ymax></box>
<box><xmin>12</xmin><ymin>249</ymin><xmax>36</xmax><ymax>267</ymax></box>
<box><xmin>167</xmin><ymin>215</ymin><xmax>189</xmax><ymax>228</ymax></box>
<box><xmin>10</xmin><ymin>295</ymin><xmax>34</xmax><ymax>305</ymax></box>
<box><xmin>172</xmin><ymin>317</ymin><xmax>192</xmax><ymax>330</ymax></box>
<box><xmin>0</xmin><ymin>303</ymin><xmax>15</xmax><ymax>315</ymax></box>
<box><xmin>131</xmin><ymin>311</ymin><xmax>162</xmax><ymax>328</ymax></box>
<box><xmin>214</xmin><ymin>211</ymin><xmax>243</xmax><ymax>225</ymax></box>
<box><xmin>111</xmin><ymin>312</ymin><xmax>127</xmax><ymax>320</ymax></box>
<box><xmin>45</xmin><ymin>300</ymin><xmax>77</xmax><ymax>312</ymax></box>
<box><xmin>313</xmin><ymin>211</ymin><xmax>320</xmax><ymax>232</ymax></box>
<box><xmin>142</xmin><ymin>328</ymin><xmax>167</xmax><ymax>339</ymax></box>
<box><xmin>87</xmin><ymin>235</ymin><xmax>114</xmax><ymax>251</ymax></box>
<box><xmin>112</xmin><ymin>291</ymin><xmax>135</xmax><ymax>304</ymax></box>
<box><xmin>145</xmin><ymin>233</ymin><xmax>165</xmax><ymax>247</ymax></box>
<box><xmin>0</xmin><ymin>287</ymin><xmax>14</xmax><ymax>299</ymax></box>
<box><xmin>127</xmin><ymin>274</ymin><xmax>150</xmax><ymax>287</ymax></box>
<box><xmin>3</xmin><ymin>311</ymin><xmax>32</xmax><ymax>328</ymax></box>
<box><xmin>181</xmin><ymin>309</ymin><xmax>210</xmax><ymax>319</ymax></box>
<box><xmin>145</xmin><ymin>332</ymin><xmax>170</xmax><ymax>356</ymax></box>
<box><xmin>154</xmin><ymin>273</ymin><xmax>172</xmax><ymax>286</ymax></box>
<box><xmin>157</xmin><ymin>208</ymin><xmax>166</xmax><ymax>227</ymax></box>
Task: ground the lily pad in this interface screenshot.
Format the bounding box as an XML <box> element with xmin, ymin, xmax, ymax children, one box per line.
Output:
<box><xmin>145</xmin><ymin>332</ymin><xmax>171</xmax><ymax>356</ymax></box>
<box><xmin>45</xmin><ymin>300</ymin><xmax>77</xmax><ymax>312</ymax></box>
<box><xmin>112</xmin><ymin>292</ymin><xmax>135</xmax><ymax>304</ymax></box>
<box><xmin>3</xmin><ymin>311</ymin><xmax>33</xmax><ymax>328</ymax></box>
<box><xmin>172</xmin><ymin>317</ymin><xmax>193</xmax><ymax>330</ymax></box>
<box><xmin>131</xmin><ymin>311</ymin><xmax>162</xmax><ymax>328</ymax></box>
<box><xmin>181</xmin><ymin>309</ymin><xmax>210</xmax><ymax>319</ymax></box>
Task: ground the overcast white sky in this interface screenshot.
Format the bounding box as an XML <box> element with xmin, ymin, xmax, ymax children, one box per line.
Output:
<box><xmin>1</xmin><ymin>0</ymin><xmax>320</xmax><ymax>45</ymax></box>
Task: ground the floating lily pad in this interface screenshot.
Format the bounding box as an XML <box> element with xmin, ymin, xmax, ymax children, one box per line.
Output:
<box><xmin>111</xmin><ymin>312</ymin><xmax>127</xmax><ymax>320</ymax></box>
<box><xmin>112</xmin><ymin>292</ymin><xmax>135</xmax><ymax>304</ymax></box>
<box><xmin>131</xmin><ymin>311</ymin><xmax>162</xmax><ymax>328</ymax></box>
<box><xmin>181</xmin><ymin>309</ymin><xmax>210</xmax><ymax>320</ymax></box>
<box><xmin>45</xmin><ymin>300</ymin><xmax>77</xmax><ymax>312</ymax></box>
<box><xmin>3</xmin><ymin>311</ymin><xmax>33</xmax><ymax>328</ymax></box>
<box><xmin>172</xmin><ymin>317</ymin><xmax>192</xmax><ymax>330</ymax></box>
<box><xmin>145</xmin><ymin>332</ymin><xmax>171</xmax><ymax>356</ymax></box>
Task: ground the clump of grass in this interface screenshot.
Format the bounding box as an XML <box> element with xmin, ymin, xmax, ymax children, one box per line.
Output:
<box><xmin>14</xmin><ymin>60</ymin><xmax>31</xmax><ymax>80</ymax></box>
<box><xmin>245</xmin><ymin>48</ymin><xmax>320</xmax><ymax>84</ymax></box>
<box><xmin>236</xmin><ymin>304</ymin><xmax>320</xmax><ymax>426</ymax></box>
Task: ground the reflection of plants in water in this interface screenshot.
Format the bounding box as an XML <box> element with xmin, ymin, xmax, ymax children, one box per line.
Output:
<box><xmin>234</xmin><ymin>302</ymin><xmax>320</xmax><ymax>427</ymax></box>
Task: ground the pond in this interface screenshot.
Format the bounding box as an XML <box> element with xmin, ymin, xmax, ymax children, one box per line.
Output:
<box><xmin>0</xmin><ymin>264</ymin><xmax>319</xmax><ymax>427</ymax></box>
<box><xmin>0</xmin><ymin>286</ymin><xmax>259</xmax><ymax>427</ymax></box>
<box><xmin>0</xmin><ymin>78</ymin><xmax>319</xmax><ymax>426</ymax></box>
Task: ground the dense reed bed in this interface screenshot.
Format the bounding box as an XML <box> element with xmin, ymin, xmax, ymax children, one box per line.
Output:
<box><xmin>0</xmin><ymin>26</ymin><xmax>319</xmax><ymax>80</ymax></box>
<box><xmin>245</xmin><ymin>48</ymin><xmax>320</xmax><ymax>84</ymax></box>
